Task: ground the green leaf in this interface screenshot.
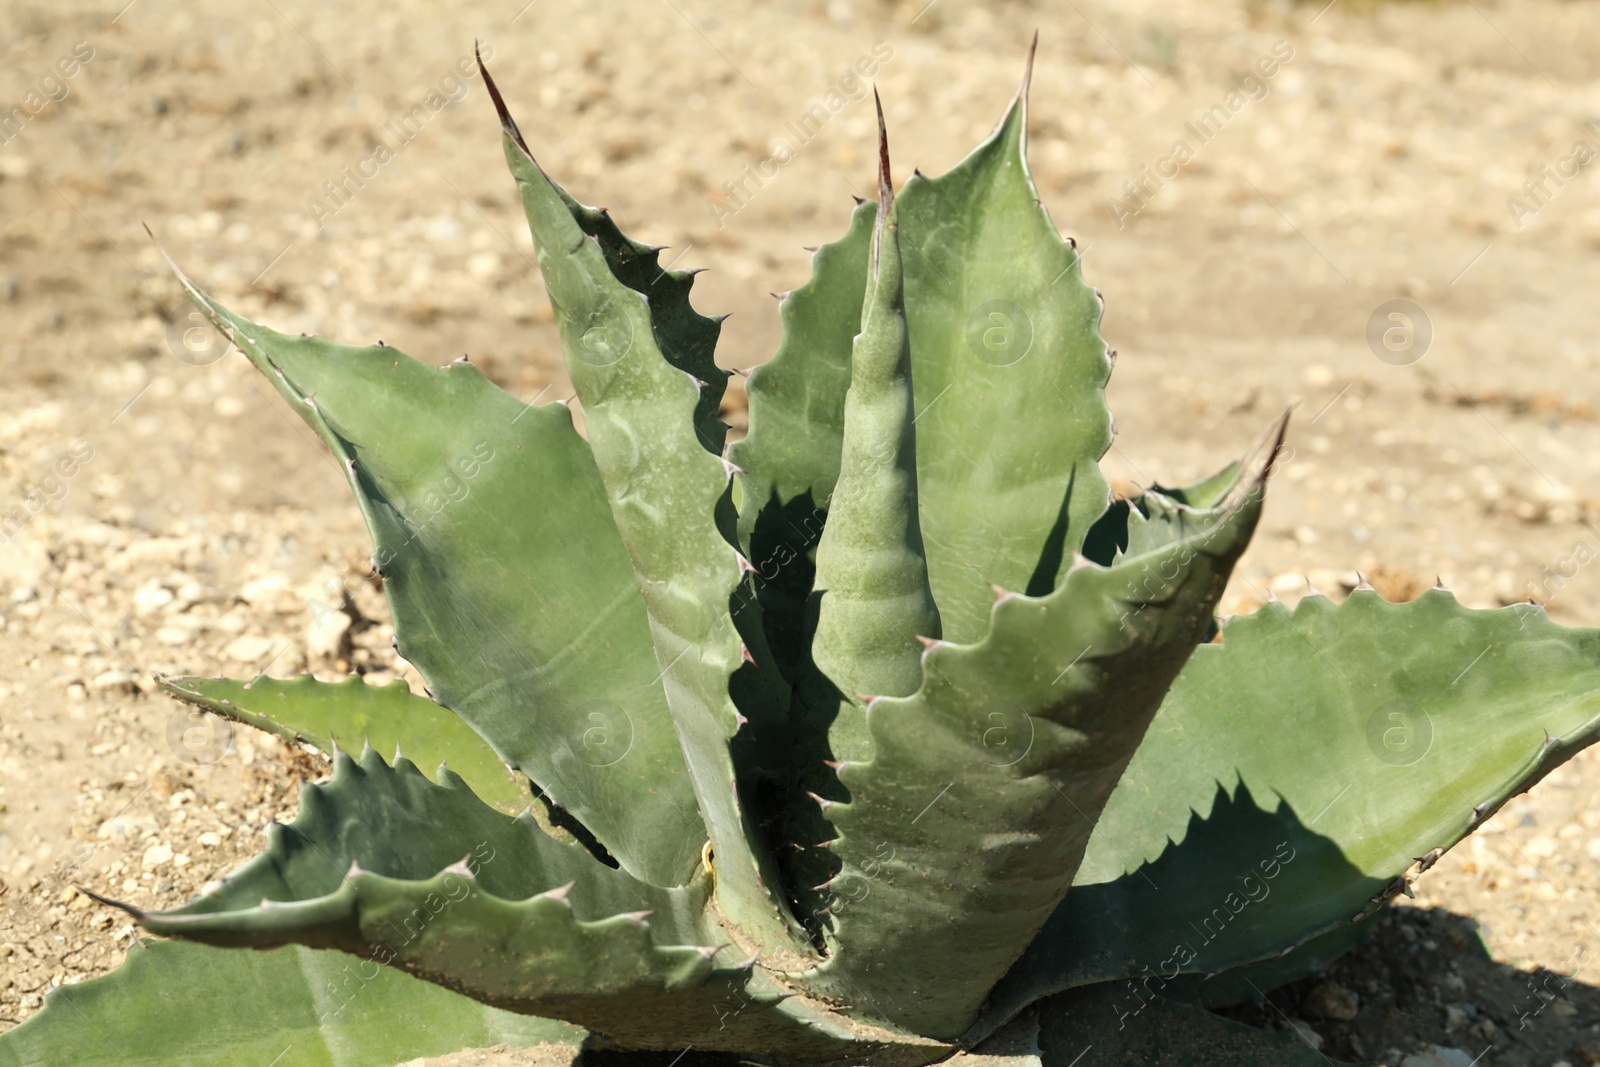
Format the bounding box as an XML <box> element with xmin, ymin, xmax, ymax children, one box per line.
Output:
<box><xmin>162</xmin><ymin>674</ymin><xmax>527</xmax><ymax>814</ymax></box>
<box><xmin>726</xmin><ymin>201</ymin><xmax>878</xmax><ymax>934</ymax></box>
<box><xmin>483</xmin><ymin>59</ymin><xmax>803</xmax><ymax>953</ymax></box>
<box><xmin>895</xmin><ymin>59</ymin><xmax>1113</xmax><ymax>641</ymax></box>
<box><xmin>977</xmin><ymin>589</ymin><xmax>1600</xmax><ymax>1036</ymax></box>
<box><xmin>809</xmin><ymin>112</ymin><xmax>942</xmax><ymax>725</ymax></box>
<box><xmin>731</xmin><ymin>200</ymin><xmax>875</xmax><ymax>675</ymax></box>
<box><xmin>118</xmin><ymin>750</ymin><xmax>737</xmax><ymax>1045</ymax></box>
<box><xmin>0</xmin><ymin>939</ymin><xmax>581</xmax><ymax>1067</ymax></box>
<box><xmin>112</xmin><ymin>751</ymin><xmax>945</xmax><ymax>1063</ymax></box>
<box><xmin>155</xmin><ymin>251</ymin><xmax>704</xmax><ymax>889</ymax></box>
<box><xmin>796</xmin><ymin>457</ymin><xmax>1272</xmax><ymax>1038</ymax></box>
<box><xmin>142</xmin><ymin>748</ymin><xmax>700</xmax><ymax>936</ymax></box>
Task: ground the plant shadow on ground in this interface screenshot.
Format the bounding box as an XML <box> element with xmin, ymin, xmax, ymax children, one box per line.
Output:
<box><xmin>1219</xmin><ymin>905</ymin><xmax>1600</xmax><ymax>1066</ymax></box>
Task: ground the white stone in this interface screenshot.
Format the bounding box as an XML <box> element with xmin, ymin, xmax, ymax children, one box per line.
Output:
<box><xmin>1402</xmin><ymin>1047</ymin><xmax>1476</xmax><ymax>1067</ymax></box>
<box><xmin>132</xmin><ymin>581</ymin><xmax>174</xmax><ymax>616</ymax></box>
<box><xmin>224</xmin><ymin>634</ymin><xmax>276</xmax><ymax>663</ymax></box>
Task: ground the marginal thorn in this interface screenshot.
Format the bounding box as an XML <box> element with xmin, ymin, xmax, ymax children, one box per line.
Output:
<box><xmin>721</xmin><ymin>455</ymin><xmax>747</xmax><ymax>479</ymax></box>
<box><xmin>1068</xmin><ymin>551</ymin><xmax>1095</xmax><ymax>572</ymax></box>
<box><xmin>1539</xmin><ymin>730</ymin><xmax>1558</xmax><ymax>757</ymax></box>
<box><xmin>695</xmin><ymin>944</ymin><xmax>729</xmax><ymax>961</ymax></box>
<box><xmin>540</xmin><ymin>879</ymin><xmax>577</xmax><ymax>905</ymax></box>
<box><xmin>1434</xmin><ymin>576</ymin><xmax>1447</xmax><ymax>590</ymax></box>
<box><xmin>1471</xmin><ymin>801</ymin><xmax>1491</xmax><ymax>823</ymax></box>
<box><xmin>737</xmin><ymin>952</ymin><xmax>759</xmax><ymax>971</ymax></box>
<box><xmin>914</xmin><ymin>634</ymin><xmax>942</xmax><ymax>651</ymax></box>
<box><xmin>622</xmin><ymin>910</ymin><xmax>653</xmax><ymax>925</ymax></box>
<box><xmin>740</xmin><ymin>643</ymin><xmax>757</xmax><ymax>666</ymax></box>
<box><xmin>730</xmin><ymin>366</ymin><xmax>751</xmax><ymax>379</ymax></box>
<box><xmin>733</xmin><ymin>707</ymin><xmax>749</xmax><ymax>728</ymax></box>
<box><xmin>1354</xmin><ymin>572</ymin><xmax>1375</xmax><ymax>592</ymax></box>
<box><xmin>735</xmin><ymin>553</ymin><xmax>758</xmax><ymax>576</ymax></box>
<box><xmin>1278</xmin><ymin>942</ymin><xmax>1299</xmax><ymax>957</ymax></box>
<box><xmin>1304</xmin><ymin>577</ymin><xmax>1325</xmax><ymax>598</ymax></box>
<box><xmin>990</xmin><ymin>583</ymin><xmax>1015</xmax><ymax>602</ymax></box>
<box><xmin>442</xmin><ymin>854</ymin><xmax>474</xmax><ymax>877</ymax></box>
<box><xmin>346</xmin><ymin>860</ymin><xmax>363</xmax><ymax>878</ymax></box>
<box><xmin>805</xmin><ymin>791</ymin><xmax>834</xmax><ymax>813</ymax></box>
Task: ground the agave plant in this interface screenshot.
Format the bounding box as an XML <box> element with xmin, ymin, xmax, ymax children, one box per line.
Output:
<box><xmin>6</xmin><ymin>42</ymin><xmax>1600</xmax><ymax>1067</ymax></box>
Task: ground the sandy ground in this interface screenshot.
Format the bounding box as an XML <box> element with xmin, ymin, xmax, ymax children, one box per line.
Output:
<box><xmin>3</xmin><ymin>0</ymin><xmax>1600</xmax><ymax>1063</ymax></box>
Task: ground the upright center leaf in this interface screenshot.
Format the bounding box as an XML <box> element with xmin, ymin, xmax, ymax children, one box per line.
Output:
<box><xmin>810</xmin><ymin>95</ymin><xmax>943</xmax><ymax>750</ymax></box>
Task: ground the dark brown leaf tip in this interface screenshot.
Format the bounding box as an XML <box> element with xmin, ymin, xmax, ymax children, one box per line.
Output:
<box><xmin>476</xmin><ymin>42</ymin><xmax>531</xmax><ymax>157</ymax></box>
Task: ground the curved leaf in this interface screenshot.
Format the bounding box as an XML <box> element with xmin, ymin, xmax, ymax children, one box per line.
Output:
<box><xmin>162</xmin><ymin>674</ymin><xmax>527</xmax><ymax>813</ymax></box>
<box><xmin>483</xmin><ymin>58</ymin><xmax>804</xmax><ymax>953</ymax></box>
<box><xmin>796</xmin><ymin>455</ymin><xmax>1272</xmax><ymax>1038</ymax></box>
<box><xmin>157</xmin><ymin>251</ymin><xmax>703</xmax><ymax>889</ymax></box>
<box><xmin>143</xmin><ymin>748</ymin><xmax>700</xmax><ymax>936</ymax></box>
<box><xmin>0</xmin><ymin>940</ymin><xmax>580</xmax><ymax>1067</ymax></box>
<box><xmin>977</xmin><ymin>589</ymin><xmax>1600</xmax><ymax>1036</ymax></box>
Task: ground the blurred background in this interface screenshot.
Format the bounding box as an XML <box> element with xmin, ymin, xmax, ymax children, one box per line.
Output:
<box><xmin>2</xmin><ymin>0</ymin><xmax>1600</xmax><ymax>1061</ymax></box>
